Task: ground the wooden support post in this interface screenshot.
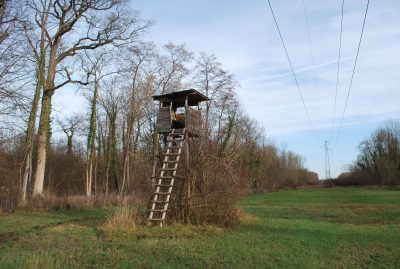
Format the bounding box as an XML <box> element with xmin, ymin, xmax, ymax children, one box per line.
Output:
<box><xmin>185</xmin><ymin>135</ymin><xmax>190</xmax><ymax>198</ymax></box>
<box><xmin>151</xmin><ymin>132</ymin><xmax>160</xmax><ymax>189</ymax></box>
<box><xmin>184</xmin><ymin>97</ymin><xmax>191</xmax><ymax>223</ymax></box>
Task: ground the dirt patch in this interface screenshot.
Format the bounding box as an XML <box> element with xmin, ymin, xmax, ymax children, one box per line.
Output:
<box><xmin>0</xmin><ymin>232</ymin><xmax>17</xmax><ymax>244</ymax></box>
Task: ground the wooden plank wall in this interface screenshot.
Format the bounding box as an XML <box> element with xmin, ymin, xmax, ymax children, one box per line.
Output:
<box><xmin>186</xmin><ymin>107</ymin><xmax>201</xmax><ymax>135</ymax></box>
<box><xmin>156</xmin><ymin>106</ymin><xmax>171</xmax><ymax>132</ymax></box>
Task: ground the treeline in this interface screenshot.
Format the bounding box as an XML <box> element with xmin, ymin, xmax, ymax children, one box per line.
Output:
<box><xmin>0</xmin><ymin>0</ymin><xmax>318</xmax><ymax>218</ymax></box>
<box><xmin>333</xmin><ymin>121</ymin><xmax>400</xmax><ymax>187</ymax></box>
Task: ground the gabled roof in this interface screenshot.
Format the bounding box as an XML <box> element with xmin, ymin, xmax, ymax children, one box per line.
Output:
<box><xmin>153</xmin><ymin>89</ymin><xmax>209</xmax><ymax>107</ymax></box>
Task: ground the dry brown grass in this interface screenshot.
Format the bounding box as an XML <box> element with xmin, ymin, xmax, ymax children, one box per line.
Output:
<box><xmin>26</xmin><ymin>194</ymin><xmax>140</xmax><ymax>210</ymax></box>
<box><xmin>239</xmin><ymin>210</ymin><xmax>259</xmax><ymax>225</ymax></box>
<box><xmin>188</xmin><ymin>199</ymin><xmax>243</xmax><ymax>227</ymax></box>
<box><xmin>103</xmin><ymin>205</ymin><xmax>144</xmax><ymax>229</ymax></box>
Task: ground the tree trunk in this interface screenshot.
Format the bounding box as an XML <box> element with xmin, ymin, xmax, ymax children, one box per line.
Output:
<box><xmin>121</xmin><ymin>144</ymin><xmax>129</xmax><ymax>195</ymax></box>
<box><xmin>20</xmin><ymin>6</ymin><xmax>48</xmax><ymax>205</ymax></box>
<box><xmin>20</xmin><ymin>69</ymin><xmax>43</xmax><ymax>204</ymax></box>
<box><xmin>86</xmin><ymin>79</ymin><xmax>99</xmax><ymax>196</ymax></box>
<box><xmin>121</xmin><ymin>65</ymin><xmax>141</xmax><ymax>196</ymax></box>
<box><xmin>32</xmin><ymin>38</ymin><xmax>59</xmax><ymax>197</ymax></box>
<box><xmin>105</xmin><ymin>113</ymin><xmax>119</xmax><ymax>194</ymax></box>
<box><xmin>32</xmin><ymin>89</ymin><xmax>53</xmax><ymax>197</ymax></box>
<box><xmin>20</xmin><ymin>150</ymin><xmax>33</xmax><ymax>204</ymax></box>
<box><xmin>66</xmin><ymin>135</ymin><xmax>73</xmax><ymax>155</ymax></box>
<box><xmin>121</xmin><ymin>113</ymin><xmax>135</xmax><ymax>196</ymax></box>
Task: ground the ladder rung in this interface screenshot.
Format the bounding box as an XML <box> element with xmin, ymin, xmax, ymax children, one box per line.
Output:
<box><xmin>164</xmin><ymin>153</ymin><xmax>180</xmax><ymax>156</ymax></box>
<box><xmin>149</xmin><ymin>209</ymin><xmax>167</xmax><ymax>212</ymax></box>
<box><xmin>151</xmin><ymin>200</ymin><xmax>168</xmax><ymax>204</ymax></box>
<box><xmin>155</xmin><ymin>183</ymin><xmax>173</xmax><ymax>187</ymax></box>
<box><xmin>171</xmin><ymin>129</ymin><xmax>185</xmax><ymax>135</ymax></box>
<box><xmin>166</xmin><ymin>139</ymin><xmax>184</xmax><ymax>142</ymax></box>
<box><xmin>148</xmin><ymin>218</ymin><xmax>164</xmax><ymax>221</ymax></box>
<box><xmin>163</xmin><ymin>160</ymin><xmax>179</xmax><ymax>163</ymax></box>
<box><xmin>154</xmin><ymin>191</ymin><xmax>171</xmax><ymax>195</ymax></box>
<box><xmin>161</xmin><ymin>165</ymin><xmax>177</xmax><ymax>169</ymax></box>
<box><xmin>163</xmin><ymin>157</ymin><xmax>180</xmax><ymax>161</ymax></box>
<box><xmin>169</xmin><ymin>133</ymin><xmax>185</xmax><ymax>137</ymax></box>
<box><xmin>161</xmin><ymin>168</ymin><xmax>176</xmax><ymax>171</ymax></box>
<box><xmin>158</xmin><ymin>175</ymin><xmax>183</xmax><ymax>179</ymax></box>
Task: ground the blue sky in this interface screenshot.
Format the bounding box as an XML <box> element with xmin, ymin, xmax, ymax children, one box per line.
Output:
<box><xmin>54</xmin><ymin>0</ymin><xmax>400</xmax><ymax>179</ymax></box>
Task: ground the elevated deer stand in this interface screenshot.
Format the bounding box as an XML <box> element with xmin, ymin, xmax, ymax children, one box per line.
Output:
<box><xmin>148</xmin><ymin>89</ymin><xmax>209</xmax><ymax>227</ymax></box>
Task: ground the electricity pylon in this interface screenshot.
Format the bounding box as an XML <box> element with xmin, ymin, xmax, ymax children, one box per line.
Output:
<box><xmin>324</xmin><ymin>140</ymin><xmax>332</xmax><ymax>180</ymax></box>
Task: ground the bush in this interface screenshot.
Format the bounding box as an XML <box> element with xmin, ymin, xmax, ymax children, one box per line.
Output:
<box><xmin>170</xmin><ymin>152</ymin><xmax>245</xmax><ymax>227</ymax></box>
<box><xmin>0</xmin><ymin>186</ymin><xmax>18</xmax><ymax>213</ymax></box>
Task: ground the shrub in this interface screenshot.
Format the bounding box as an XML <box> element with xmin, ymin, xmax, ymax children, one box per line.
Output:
<box><xmin>0</xmin><ymin>186</ymin><xmax>18</xmax><ymax>213</ymax></box>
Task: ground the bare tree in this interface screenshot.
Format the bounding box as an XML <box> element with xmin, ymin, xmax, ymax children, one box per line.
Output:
<box><xmin>353</xmin><ymin>121</ymin><xmax>400</xmax><ymax>185</ymax></box>
<box><xmin>0</xmin><ymin>0</ymin><xmax>19</xmax><ymax>44</ymax></box>
<box><xmin>119</xmin><ymin>42</ymin><xmax>154</xmax><ymax>195</ymax></box>
<box><xmin>57</xmin><ymin>113</ymin><xmax>83</xmax><ymax>155</ymax></box>
<box><xmin>0</xmin><ymin>0</ymin><xmax>29</xmax><ymax>119</ymax></box>
<box><xmin>20</xmin><ymin>0</ymin><xmax>50</xmax><ymax>205</ymax></box>
<box><xmin>23</xmin><ymin>0</ymin><xmax>151</xmax><ymax>197</ymax></box>
<box><xmin>80</xmin><ymin>49</ymin><xmax>117</xmax><ymax>196</ymax></box>
<box><xmin>99</xmin><ymin>76</ymin><xmax>125</xmax><ymax>194</ymax></box>
<box><xmin>155</xmin><ymin>42</ymin><xmax>193</xmax><ymax>94</ymax></box>
<box><xmin>193</xmin><ymin>52</ymin><xmax>236</xmax><ymax>137</ymax></box>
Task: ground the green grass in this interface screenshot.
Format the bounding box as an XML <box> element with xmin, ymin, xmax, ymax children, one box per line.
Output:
<box><xmin>1</xmin><ymin>188</ymin><xmax>399</xmax><ymax>268</ymax></box>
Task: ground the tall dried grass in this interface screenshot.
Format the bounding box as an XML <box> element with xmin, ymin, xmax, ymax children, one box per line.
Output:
<box><xmin>104</xmin><ymin>205</ymin><xmax>144</xmax><ymax>229</ymax></box>
<box><xmin>26</xmin><ymin>194</ymin><xmax>139</xmax><ymax>210</ymax></box>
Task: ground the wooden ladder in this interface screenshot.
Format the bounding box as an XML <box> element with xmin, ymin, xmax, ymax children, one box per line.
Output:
<box><xmin>148</xmin><ymin>128</ymin><xmax>185</xmax><ymax>227</ymax></box>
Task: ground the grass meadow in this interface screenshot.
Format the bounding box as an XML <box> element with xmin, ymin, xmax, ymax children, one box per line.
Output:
<box><xmin>0</xmin><ymin>188</ymin><xmax>399</xmax><ymax>268</ymax></box>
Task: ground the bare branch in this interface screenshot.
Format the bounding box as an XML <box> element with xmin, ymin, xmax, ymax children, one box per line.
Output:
<box><xmin>51</xmin><ymin>67</ymin><xmax>90</xmax><ymax>91</ymax></box>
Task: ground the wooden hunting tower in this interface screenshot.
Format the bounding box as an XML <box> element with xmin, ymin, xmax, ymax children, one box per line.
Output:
<box><xmin>148</xmin><ymin>89</ymin><xmax>209</xmax><ymax>226</ymax></box>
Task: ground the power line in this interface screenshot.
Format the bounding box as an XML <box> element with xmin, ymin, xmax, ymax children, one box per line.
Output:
<box><xmin>331</xmin><ymin>0</ymin><xmax>345</xmax><ymax>139</ymax></box>
<box><xmin>267</xmin><ymin>0</ymin><xmax>319</xmax><ymax>144</ymax></box>
<box><xmin>334</xmin><ymin>0</ymin><xmax>370</xmax><ymax>146</ymax></box>
<box><xmin>301</xmin><ymin>0</ymin><xmax>321</xmax><ymax>114</ymax></box>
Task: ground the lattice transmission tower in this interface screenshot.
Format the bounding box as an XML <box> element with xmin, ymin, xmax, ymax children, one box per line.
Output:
<box><xmin>323</xmin><ymin>140</ymin><xmax>332</xmax><ymax>180</ymax></box>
